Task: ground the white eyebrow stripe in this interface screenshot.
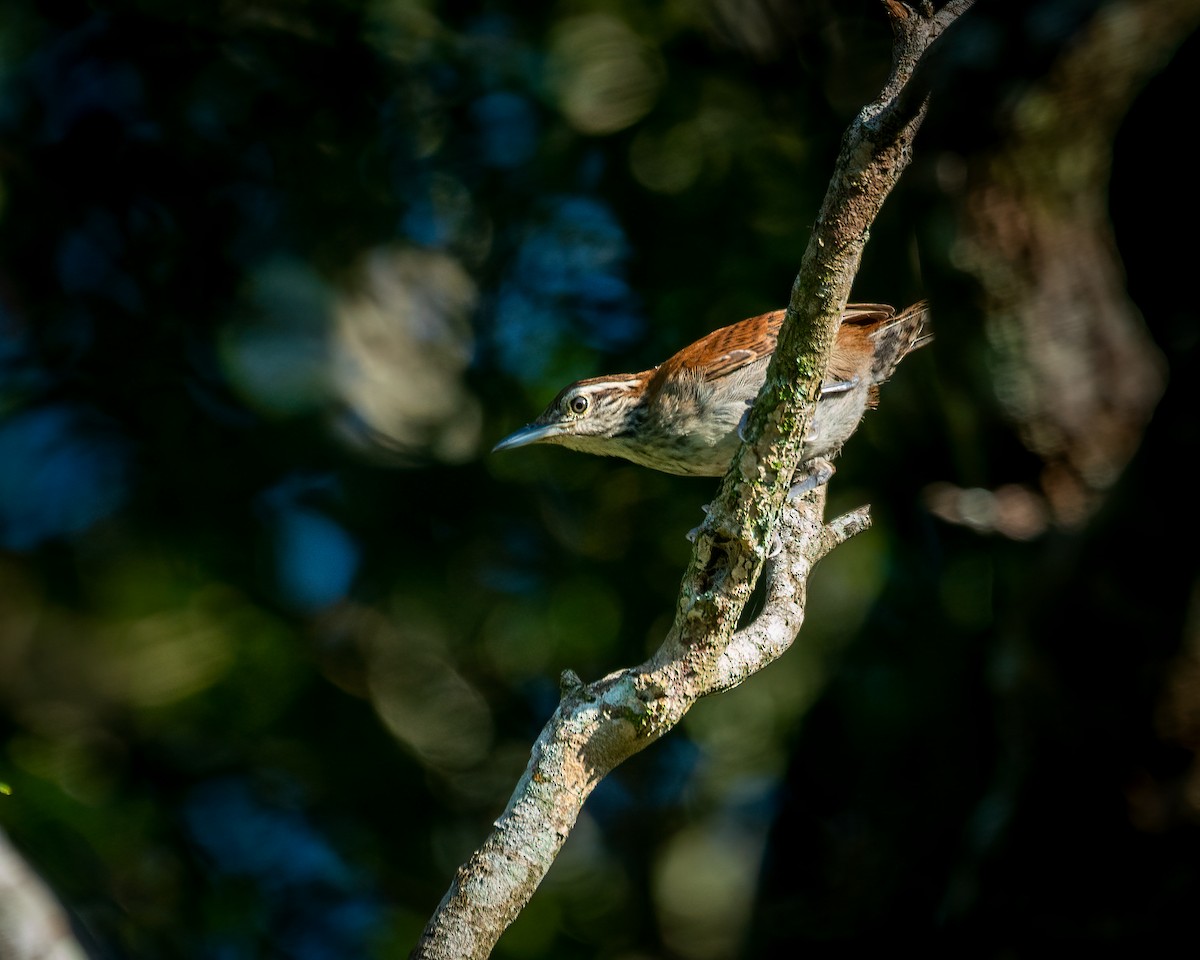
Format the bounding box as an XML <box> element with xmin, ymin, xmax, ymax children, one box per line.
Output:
<box><xmin>581</xmin><ymin>379</ymin><xmax>642</xmax><ymax>392</ymax></box>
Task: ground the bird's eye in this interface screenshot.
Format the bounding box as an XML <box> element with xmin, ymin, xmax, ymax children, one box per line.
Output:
<box><xmin>568</xmin><ymin>395</ymin><xmax>590</xmax><ymax>415</ymax></box>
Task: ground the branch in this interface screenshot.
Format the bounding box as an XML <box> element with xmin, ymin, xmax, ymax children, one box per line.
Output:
<box><xmin>412</xmin><ymin>487</ymin><xmax>859</xmax><ymax>960</ymax></box>
<box><xmin>710</xmin><ymin>499</ymin><xmax>871</xmax><ymax>695</ymax></box>
<box><xmin>411</xmin><ymin>3</ymin><xmax>973</xmax><ymax>957</ymax></box>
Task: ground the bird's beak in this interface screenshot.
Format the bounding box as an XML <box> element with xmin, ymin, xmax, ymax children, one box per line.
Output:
<box><xmin>492</xmin><ymin>422</ymin><xmax>564</xmax><ymax>453</ymax></box>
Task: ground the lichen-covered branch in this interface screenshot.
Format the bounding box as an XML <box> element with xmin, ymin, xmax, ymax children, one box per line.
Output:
<box><xmin>411</xmin><ymin>4</ymin><xmax>974</xmax><ymax>958</ymax></box>
<box><xmin>710</xmin><ymin>502</ymin><xmax>872</xmax><ymax>695</ymax></box>
<box><xmin>675</xmin><ymin>0</ymin><xmax>972</xmax><ymax>670</ymax></box>
<box><xmin>413</xmin><ymin>483</ymin><xmax>846</xmax><ymax>959</ymax></box>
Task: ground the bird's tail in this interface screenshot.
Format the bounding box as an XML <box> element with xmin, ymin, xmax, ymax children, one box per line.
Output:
<box><xmin>867</xmin><ymin>299</ymin><xmax>931</xmax><ymax>385</ymax></box>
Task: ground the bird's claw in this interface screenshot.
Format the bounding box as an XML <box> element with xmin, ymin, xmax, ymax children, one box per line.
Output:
<box><xmin>737</xmin><ymin>405</ymin><xmax>751</xmax><ymax>443</ymax></box>
<box><xmin>686</xmin><ymin>501</ymin><xmax>714</xmax><ymax>542</ymax></box>
<box><xmin>789</xmin><ymin>457</ymin><xmax>835</xmax><ymax>498</ymax></box>
<box><xmin>819</xmin><ymin>375</ymin><xmax>860</xmax><ymax>398</ymax></box>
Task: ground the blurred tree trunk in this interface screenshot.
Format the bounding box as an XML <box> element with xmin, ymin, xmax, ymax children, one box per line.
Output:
<box><xmin>926</xmin><ymin>0</ymin><xmax>1200</xmax><ymax>534</ymax></box>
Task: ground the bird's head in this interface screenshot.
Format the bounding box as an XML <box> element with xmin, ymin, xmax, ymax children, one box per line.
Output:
<box><xmin>492</xmin><ymin>374</ymin><xmax>648</xmax><ymax>458</ymax></box>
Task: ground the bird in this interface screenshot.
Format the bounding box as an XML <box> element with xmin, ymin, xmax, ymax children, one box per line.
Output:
<box><xmin>493</xmin><ymin>300</ymin><xmax>931</xmax><ymax>480</ymax></box>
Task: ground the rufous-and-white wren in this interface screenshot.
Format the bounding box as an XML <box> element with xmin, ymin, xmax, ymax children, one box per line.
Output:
<box><xmin>493</xmin><ymin>301</ymin><xmax>931</xmax><ymax>478</ymax></box>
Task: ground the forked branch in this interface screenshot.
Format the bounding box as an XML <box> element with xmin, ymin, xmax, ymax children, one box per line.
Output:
<box><xmin>411</xmin><ymin>4</ymin><xmax>974</xmax><ymax>957</ymax></box>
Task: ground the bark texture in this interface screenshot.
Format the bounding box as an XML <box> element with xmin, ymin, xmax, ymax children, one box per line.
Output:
<box><xmin>411</xmin><ymin>3</ymin><xmax>975</xmax><ymax>957</ymax></box>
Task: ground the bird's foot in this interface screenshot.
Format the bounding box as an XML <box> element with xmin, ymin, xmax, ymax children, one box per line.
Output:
<box><xmin>736</xmin><ymin>401</ymin><xmax>754</xmax><ymax>443</ymax></box>
<box><xmin>819</xmin><ymin>375</ymin><xmax>860</xmax><ymax>398</ymax></box>
<box><xmin>685</xmin><ymin>502</ymin><xmax>713</xmax><ymax>542</ymax></box>
<box><xmin>788</xmin><ymin>457</ymin><xmax>835</xmax><ymax>499</ymax></box>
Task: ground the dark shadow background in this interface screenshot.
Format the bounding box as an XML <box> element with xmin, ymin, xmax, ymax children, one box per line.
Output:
<box><xmin>1</xmin><ymin>0</ymin><xmax>1197</xmax><ymax>956</ymax></box>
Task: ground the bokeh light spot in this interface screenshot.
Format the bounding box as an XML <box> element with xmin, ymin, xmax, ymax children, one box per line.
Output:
<box><xmin>273</xmin><ymin>508</ymin><xmax>361</xmax><ymax>613</ymax></box>
<box><xmin>0</xmin><ymin>406</ymin><xmax>129</xmax><ymax>550</ymax></box>
<box><xmin>546</xmin><ymin>15</ymin><xmax>664</xmax><ymax>135</ymax></box>
<box><xmin>332</xmin><ymin>247</ymin><xmax>480</xmax><ymax>462</ymax></box>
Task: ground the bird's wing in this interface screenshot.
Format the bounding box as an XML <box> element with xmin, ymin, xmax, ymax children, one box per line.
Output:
<box><xmin>650</xmin><ymin>310</ymin><xmax>782</xmax><ymax>388</ymax></box>
<box><xmin>649</xmin><ymin>303</ymin><xmax>901</xmax><ymax>390</ymax></box>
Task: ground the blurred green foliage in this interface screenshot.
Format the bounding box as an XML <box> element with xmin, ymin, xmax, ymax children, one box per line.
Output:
<box><xmin>2</xmin><ymin>0</ymin><xmax>1199</xmax><ymax>956</ymax></box>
